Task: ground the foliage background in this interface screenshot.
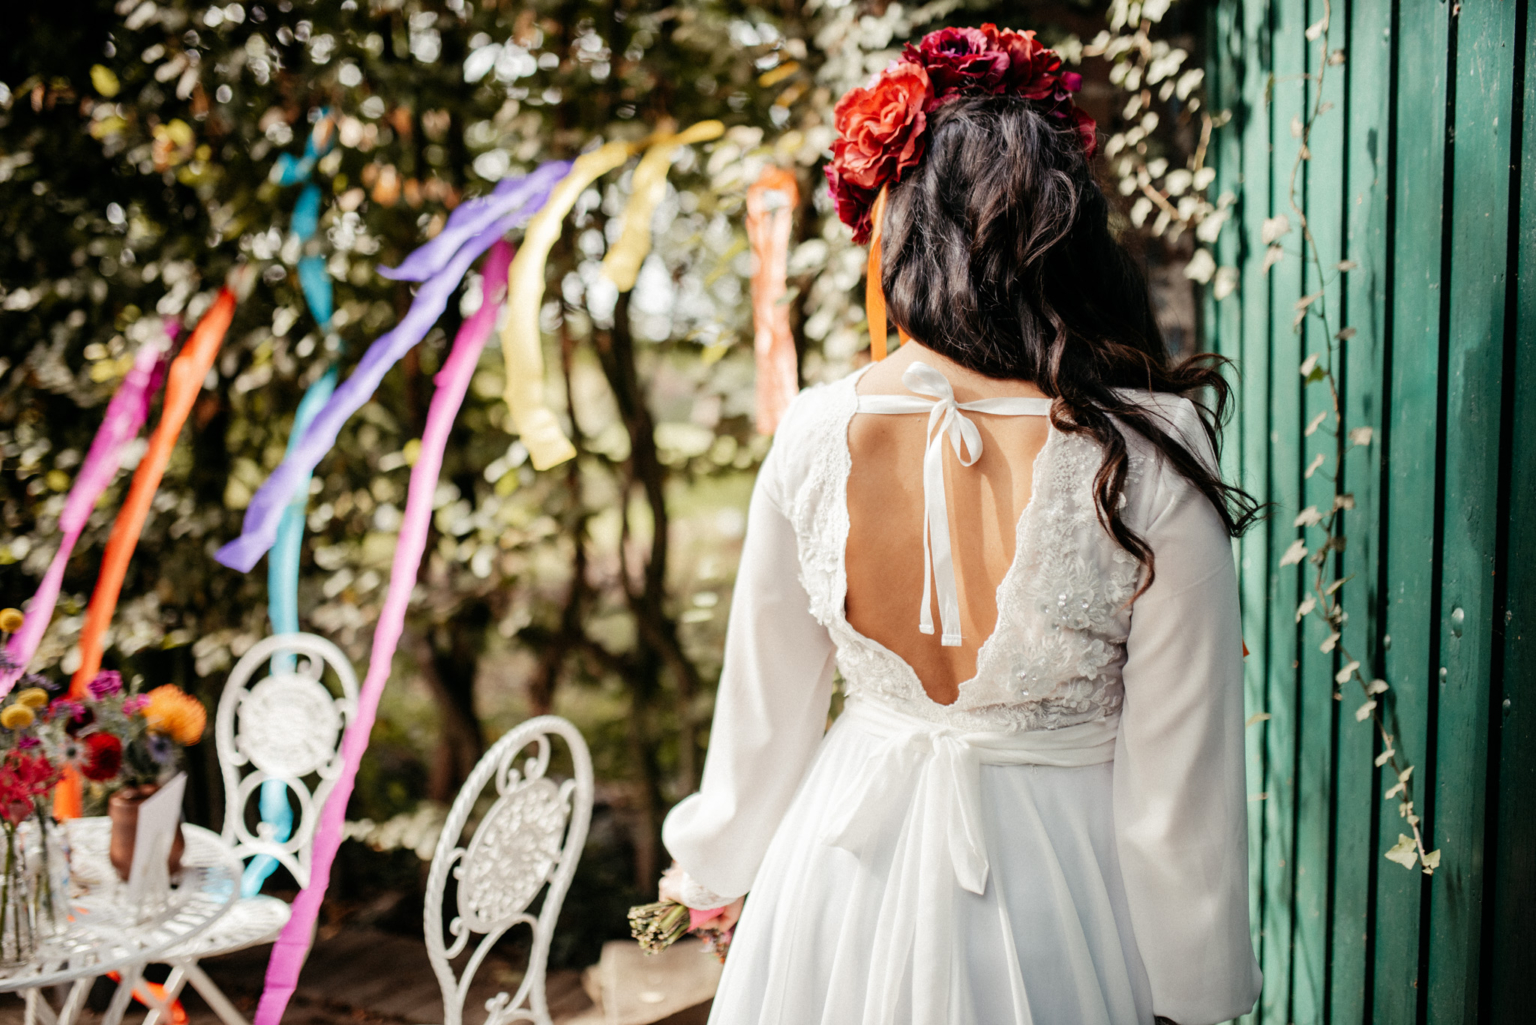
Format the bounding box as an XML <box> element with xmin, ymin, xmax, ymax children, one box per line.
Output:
<box><xmin>0</xmin><ymin>0</ymin><xmax>1213</xmax><ymax>963</ymax></box>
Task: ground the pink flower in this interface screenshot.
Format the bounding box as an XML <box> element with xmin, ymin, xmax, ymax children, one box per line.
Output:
<box><xmin>123</xmin><ymin>695</ymin><xmax>150</xmax><ymax>715</ymax></box>
<box><xmin>88</xmin><ymin>669</ymin><xmax>123</xmax><ymax>700</ymax></box>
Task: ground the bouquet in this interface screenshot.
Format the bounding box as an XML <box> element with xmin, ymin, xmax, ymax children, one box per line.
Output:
<box><xmin>40</xmin><ymin>671</ymin><xmax>207</xmax><ymax>792</ymax></box>
<box><xmin>627</xmin><ymin>866</ymin><xmax>736</xmax><ymax>964</ymax></box>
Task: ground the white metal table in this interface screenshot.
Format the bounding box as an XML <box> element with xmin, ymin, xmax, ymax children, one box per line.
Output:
<box><xmin>0</xmin><ymin>818</ymin><xmax>241</xmax><ymax>1025</ymax></box>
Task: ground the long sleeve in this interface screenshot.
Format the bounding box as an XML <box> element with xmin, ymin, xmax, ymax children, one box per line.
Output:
<box><xmin>1111</xmin><ymin>408</ymin><xmax>1262</xmax><ymax>1024</ymax></box>
<box><xmin>661</xmin><ymin>436</ymin><xmax>838</xmax><ymax>902</ymax></box>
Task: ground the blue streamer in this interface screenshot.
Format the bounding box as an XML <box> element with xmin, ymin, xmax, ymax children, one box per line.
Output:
<box><xmin>297</xmin><ymin>256</ymin><xmax>333</xmax><ymax>328</ymax></box>
<box><xmin>247</xmin><ymin>111</ymin><xmax>338</xmax><ymax>898</ymax></box>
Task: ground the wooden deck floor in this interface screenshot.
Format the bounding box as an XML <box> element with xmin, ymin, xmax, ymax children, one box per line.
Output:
<box><xmin>0</xmin><ymin>927</ymin><xmax>714</xmax><ymax>1025</ymax></box>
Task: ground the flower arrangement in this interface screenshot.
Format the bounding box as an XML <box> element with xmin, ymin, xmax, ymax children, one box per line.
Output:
<box><xmin>1</xmin><ymin>607</ymin><xmax>207</xmax><ymax>800</ymax></box>
<box><xmin>41</xmin><ymin>672</ymin><xmax>206</xmax><ymax>792</ymax></box>
<box><xmin>825</xmin><ymin>24</ymin><xmax>1097</xmax><ymax>243</ymax></box>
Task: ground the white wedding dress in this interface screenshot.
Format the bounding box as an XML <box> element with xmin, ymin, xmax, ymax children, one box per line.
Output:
<box><xmin>662</xmin><ymin>364</ymin><xmax>1262</xmax><ymax>1025</ymax></box>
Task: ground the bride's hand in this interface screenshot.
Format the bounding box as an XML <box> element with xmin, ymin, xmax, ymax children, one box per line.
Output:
<box><xmin>707</xmin><ymin>896</ymin><xmax>746</xmax><ymax>933</ymax></box>
<box><xmin>659</xmin><ymin>864</ymin><xmax>745</xmax><ymax>933</ymax></box>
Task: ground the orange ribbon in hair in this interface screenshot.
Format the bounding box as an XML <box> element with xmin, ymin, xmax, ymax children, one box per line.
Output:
<box><xmin>865</xmin><ymin>187</ymin><xmax>910</xmax><ymax>362</ymax></box>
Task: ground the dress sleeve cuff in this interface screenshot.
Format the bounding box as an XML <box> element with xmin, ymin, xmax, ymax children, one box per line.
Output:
<box><xmin>672</xmin><ymin>869</ymin><xmax>737</xmax><ymax>910</ymax></box>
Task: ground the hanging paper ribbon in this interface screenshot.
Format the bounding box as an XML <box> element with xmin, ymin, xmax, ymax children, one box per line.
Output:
<box><xmin>0</xmin><ymin>328</ymin><xmax>173</xmax><ymax>695</ymax></box>
<box><xmin>253</xmin><ymin>241</ymin><xmax>515</xmax><ymax>1025</ymax></box>
<box><xmin>499</xmin><ymin>143</ymin><xmax>636</xmax><ymax>471</ymax></box>
<box><xmin>250</xmin><ymin>113</ymin><xmax>344</xmax><ymax>895</ymax></box>
<box><xmin>864</xmin><ymin>187</ymin><xmax>911</xmax><ymax>362</ymax></box>
<box><xmin>215</xmin><ymin>162</ymin><xmax>569</xmax><ymax>574</ymax></box>
<box><xmin>69</xmin><ymin>289</ymin><xmax>238</xmax><ymax>697</ymax></box>
<box><xmin>242</xmin><ymin>367</ymin><xmax>338</xmax><ymax>899</ymax></box>
<box><xmin>272</xmin><ymin>113</ymin><xmax>334</xmax><ymax>187</ymax></box>
<box><xmin>745</xmin><ymin>166</ymin><xmax>800</xmax><ymax>435</ymax></box>
<box><xmin>601</xmin><ymin>120</ymin><xmax>725</xmax><ymax>290</ymax></box>
<box><xmin>53</xmin><ymin>290</ymin><xmax>236</xmax><ymax>821</ymax></box>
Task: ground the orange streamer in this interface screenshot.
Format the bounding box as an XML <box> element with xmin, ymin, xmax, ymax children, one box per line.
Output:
<box><xmin>865</xmin><ymin>188</ymin><xmax>909</xmax><ymax>363</ymax></box>
<box><xmin>69</xmin><ymin>289</ymin><xmax>237</xmax><ymax>698</ymax></box>
<box><xmin>745</xmin><ymin>166</ymin><xmax>800</xmax><ymax>435</ymax></box>
<box><xmin>107</xmin><ymin>971</ymin><xmax>189</xmax><ymax>1025</ymax></box>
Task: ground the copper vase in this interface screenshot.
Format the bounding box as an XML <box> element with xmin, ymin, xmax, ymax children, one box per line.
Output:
<box><xmin>107</xmin><ymin>784</ymin><xmax>185</xmax><ymax>882</ymax></box>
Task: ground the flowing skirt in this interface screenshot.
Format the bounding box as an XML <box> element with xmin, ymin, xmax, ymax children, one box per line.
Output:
<box><xmin>707</xmin><ymin>701</ymin><xmax>1155</xmax><ymax>1025</ymax></box>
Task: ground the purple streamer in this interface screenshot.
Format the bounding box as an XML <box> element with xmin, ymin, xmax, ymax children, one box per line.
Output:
<box><xmin>214</xmin><ymin>163</ymin><xmax>567</xmax><ymax>574</ymax></box>
<box><xmin>380</xmin><ymin>164</ymin><xmax>570</xmax><ymax>282</ymax></box>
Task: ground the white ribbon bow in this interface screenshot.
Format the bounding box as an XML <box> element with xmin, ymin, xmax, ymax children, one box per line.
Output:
<box><xmin>857</xmin><ymin>362</ymin><xmax>1051</xmax><ymax>646</ymax></box>
<box><xmin>819</xmin><ymin>698</ymin><xmax>1119</xmax><ymax>1024</ymax></box>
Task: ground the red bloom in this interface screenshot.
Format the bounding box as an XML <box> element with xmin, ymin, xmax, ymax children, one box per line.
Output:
<box><xmin>80</xmin><ymin>733</ymin><xmax>122</xmax><ymax>782</ymax></box>
<box><xmin>979</xmin><ymin>25</ymin><xmax>1065</xmax><ymax>100</ymax></box>
<box><xmin>826</xmin><ymin>24</ymin><xmax>1097</xmax><ymax>240</ymax></box>
<box><xmin>826</xmin><ymin>61</ymin><xmax>933</xmax><ymax>243</ymax></box>
<box><xmin>0</xmin><ymin>751</ymin><xmax>58</xmax><ymax>824</ymax></box>
<box><xmin>1071</xmin><ymin>107</ymin><xmax>1100</xmax><ymax>160</ymax></box>
<box><xmin>903</xmin><ymin>27</ymin><xmax>1008</xmax><ymax>100</ymax></box>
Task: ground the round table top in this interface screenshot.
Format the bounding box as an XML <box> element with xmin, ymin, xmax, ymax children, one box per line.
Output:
<box><xmin>0</xmin><ymin>818</ymin><xmax>241</xmax><ymax>992</ymax></box>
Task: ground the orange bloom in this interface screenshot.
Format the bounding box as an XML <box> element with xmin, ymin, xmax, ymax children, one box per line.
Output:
<box><xmin>142</xmin><ymin>685</ymin><xmax>207</xmax><ymax>747</ymax></box>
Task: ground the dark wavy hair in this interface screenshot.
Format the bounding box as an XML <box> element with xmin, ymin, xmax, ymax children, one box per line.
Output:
<box><xmin>881</xmin><ymin>94</ymin><xmax>1261</xmax><ymax>593</ymax></box>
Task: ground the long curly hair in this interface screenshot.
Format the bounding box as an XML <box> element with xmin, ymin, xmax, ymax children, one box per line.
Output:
<box><xmin>880</xmin><ymin>94</ymin><xmax>1261</xmax><ymax>592</ymax></box>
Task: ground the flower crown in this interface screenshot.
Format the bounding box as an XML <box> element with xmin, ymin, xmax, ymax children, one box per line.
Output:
<box><xmin>825</xmin><ymin>25</ymin><xmax>1097</xmax><ymax>244</ymax></box>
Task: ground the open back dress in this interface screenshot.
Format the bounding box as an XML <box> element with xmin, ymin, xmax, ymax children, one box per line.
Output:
<box><xmin>662</xmin><ymin>363</ymin><xmax>1262</xmax><ymax>1025</ymax></box>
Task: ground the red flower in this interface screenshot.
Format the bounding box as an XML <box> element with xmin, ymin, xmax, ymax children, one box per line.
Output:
<box><xmin>80</xmin><ymin>733</ymin><xmax>123</xmax><ymax>782</ymax></box>
<box><xmin>826</xmin><ymin>25</ymin><xmax>1097</xmax><ymax>240</ymax></box>
<box><xmin>979</xmin><ymin>25</ymin><xmax>1064</xmax><ymax>101</ymax></box>
<box><xmin>1071</xmin><ymin>107</ymin><xmax>1099</xmax><ymax>160</ymax></box>
<box><xmin>0</xmin><ymin>751</ymin><xmax>58</xmax><ymax>825</ymax></box>
<box><xmin>903</xmin><ymin>27</ymin><xmax>1008</xmax><ymax>100</ymax></box>
<box><xmin>826</xmin><ymin>61</ymin><xmax>933</xmax><ymax>243</ymax></box>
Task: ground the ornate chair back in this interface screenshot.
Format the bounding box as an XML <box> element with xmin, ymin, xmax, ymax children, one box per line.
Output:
<box><xmin>216</xmin><ymin>632</ymin><xmax>359</xmax><ymax>890</ymax></box>
<box><xmin>424</xmin><ymin>716</ymin><xmax>594</xmax><ymax>1025</ymax></box>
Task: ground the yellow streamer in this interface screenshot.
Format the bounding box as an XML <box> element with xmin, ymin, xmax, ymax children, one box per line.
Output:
<box><xmin>500</xmin><ymin>142</ymin><xmax>634</xmax><ymax>470</ymax></box>
<box><xmin>601</xmin><ymin>120</ymin><xmax>726</xmax><ymax>291</ymax></box>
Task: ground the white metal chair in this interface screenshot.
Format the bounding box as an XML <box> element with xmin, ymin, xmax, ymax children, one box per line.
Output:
<box><xmin>424</xmin><ymin>716</ymin><xmax>594</xmax><ymax>1025</ymax></box>
<box><xmin>142</xmin><ymin>631</ymin><xmax>359</xmax><ymax>1025</ymax></box>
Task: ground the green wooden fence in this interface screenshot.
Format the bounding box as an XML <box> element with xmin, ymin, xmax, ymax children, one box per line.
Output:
<box><xmin>1204</xmin><ymin>1</ymin><xmax>1533</xmax><ymax>1021</ymax></box>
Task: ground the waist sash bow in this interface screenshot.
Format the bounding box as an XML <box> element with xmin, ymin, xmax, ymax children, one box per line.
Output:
<box><xmin>819</xmin><ymin>697</ymin><xmax>1119</xmax><ymax>1023</ymax></box>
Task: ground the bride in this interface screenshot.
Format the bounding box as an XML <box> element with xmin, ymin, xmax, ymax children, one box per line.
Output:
<box><xmin>658</xmin><ymin>24</ymin><xmax>1263</xmax><ymax>1025</ymax></box>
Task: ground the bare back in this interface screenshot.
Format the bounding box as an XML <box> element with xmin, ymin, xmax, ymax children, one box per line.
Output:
<box><xmin>845</xmin><ymin>342</ymin><xmax>1051</xmax><ymax>706</ymax></box>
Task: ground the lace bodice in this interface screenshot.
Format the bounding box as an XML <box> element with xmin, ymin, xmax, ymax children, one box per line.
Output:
<box><xmin>774</xmin><ymin>367</ymin><xmax>1187</xmax><ymax>734</ymax></box>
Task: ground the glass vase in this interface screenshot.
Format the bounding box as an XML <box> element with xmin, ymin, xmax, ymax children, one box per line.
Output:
<box><xmin>0</xmin><ymin>823</ymin><xmax>37</xmax><ymax>969</ymax></box>
<box><xmin>20</xmin><ymin>815</ymin><xmax>69</xmax><ymax>941</ymax></box>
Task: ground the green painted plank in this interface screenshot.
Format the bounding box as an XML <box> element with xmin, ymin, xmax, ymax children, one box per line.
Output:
<box><xmin>1226</xmin><ymin>3</ymin><xmax>1274</xmax><ymax>1020</ymax></box>
<box><xmin>1374</xmin><ymin>0</ymin><xmax>1453</xmax><ymax>1017</ymax></box>
<box><xmin>1291</xmin><ymin>0</ymin><xmax>1346</xmax><ymax>1017</ymax></box>
<box><xmin>1331</xmin><ymin>0</ymin><xmax>1397</xmax><ymax>1019</ymax></box>
<box><xmin>1233</xmin><ymin>2</ymin><xmax>1278</xmax><ymax>1020</ymax></box>
<box><xmin>1487</xmin><ymin>10</ymin><xmax>1535</xmax><ymax>1020</ymax></box>
<box><xmin>1424</xmin><ymin>2</ymin><xmax>1518</xmax><ymax>1020</ymax></box>
<box><xmin>1263</xmin><ymin>1</ymin><xmax>1307</xmax><ymax>1020</ymax></box>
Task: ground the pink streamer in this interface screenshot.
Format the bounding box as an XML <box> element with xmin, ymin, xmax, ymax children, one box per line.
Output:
<box><xmin>2</xmin><ymin>332</ymin><xmax>171</xmax><ymax>693</ymax></box>
<box><xmin>254</xmin><ymin>240</ymin><xmax>515</xmax><ymax>1025</ymax></box>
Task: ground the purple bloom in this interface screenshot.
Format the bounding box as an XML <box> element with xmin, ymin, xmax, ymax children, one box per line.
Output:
<box><xmin>146</xmin><ymin>733</ymin><xmax>176</xmax><ymax>765</ymax></box>
<box><xmin>16</xmin><ymin>736</ymin><xmax>39</xmax><ymax>749</ymax></box>
<box><xmin>88</xmin><ymin>670</ymin><xmax>124</xmax><ymax>700</ymax></box>
<box><xmin>22</xmin><ymin>674</ymin><xmax>58</xmax><ymax>694</ymax></box>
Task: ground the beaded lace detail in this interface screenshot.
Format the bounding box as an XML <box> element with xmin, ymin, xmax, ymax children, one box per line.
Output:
<box><xmin>781</xmin><ymin>370</ymin><xmax>1151</xmax><ymax>733</ymax></box>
